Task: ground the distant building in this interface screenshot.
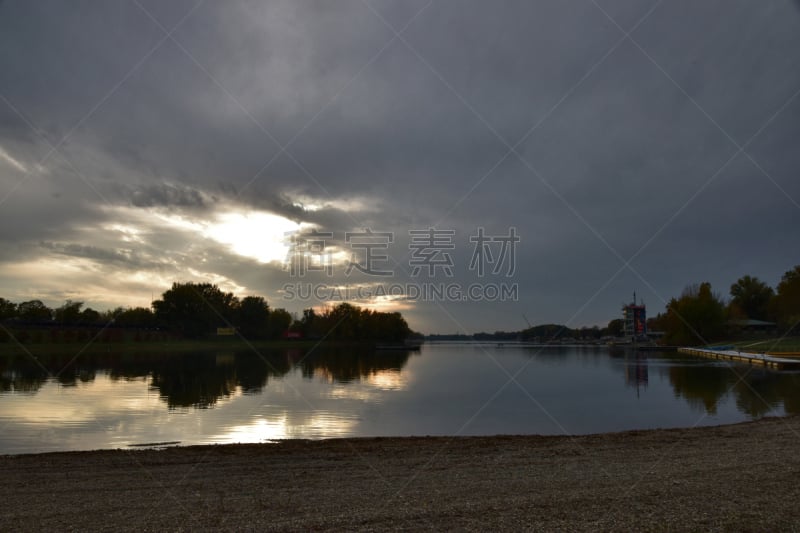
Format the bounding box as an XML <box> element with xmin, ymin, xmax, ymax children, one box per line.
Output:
<box><xmin>623</xmin><ymin>292</ymin><xmax>647</xmax><ymax>339</ymax></box>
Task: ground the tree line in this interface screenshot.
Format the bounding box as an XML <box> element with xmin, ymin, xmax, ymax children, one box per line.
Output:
<box><xmin>426</xmin><ymin>264</ymin><xmax>800</xmax><ymax>346</ymax></box>
<box><xmin>0</xmin><ymin>282</ymin><xmax>412</xmax><ymax>343</ymax></box>
<box><xmin>438</xmin><ymin>323</ymin><xmax>625</xmax><ymax>342</ymax></box>
<box><xmin>649</xmin><ymin>264</ymin><xmax>800</xmax><ymax>345</ymax></box>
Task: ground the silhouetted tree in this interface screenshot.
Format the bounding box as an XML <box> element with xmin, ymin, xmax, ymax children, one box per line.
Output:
<box><xmin>662</xmin><ymin>282</ymin><xmax>726</xmax><ymax>345</ymax></box>
<box><xmin>16</xmin><ymin>300</ymin><xmax>52</xmax><ymax>323</ymax></box>
<box><xmin>729</xmin><ymin>275</ymin><xmax>774</xmax><ymax>321</ymax></box>
<box><xmin>646</xmin><ymin>313</ymin><xmax>666</xmax><ymax>333</ymax></box>
<box><xmin>80</xmin><ymin>308</ymin><xmax>101</xmax><ymax>324</ymax></box>
<box><xmin>520</xmin><ymin>323</ymin><xmax>574</xmax><ymax>341</ymax></box>
<box><xmin>291</xmin><ymin>303</ymin><xmax>410</xmax><ymax>342</ymax></box>
<box><xmin>113</xmin><ymin>307</ymin><xmax>155</xmax><ymax>327</ymax></box>
<box><xmin>237</xmin><ymin>296</ymin><xmax>270</xmax><ymax>339</ymax></box>
<box><xmin>298</xmin><ymin>308</ymin><xmax>318</xmax><ymax>338</ymax></box>
<box><xmin>152</xmin><ymin>282</ymin><xmax>238</xmax><ymax>338</ymax></box>
<box><xmin>606</xmin><ymin>318</ymin><xmax>624</xmax><ymax>337</ymax></box>
<box><xmin>362</xmin><ymin>310</ymin><xmax>411</xmax><ymax>342</ymax></box>
<box><xmin>324</xmin><ymin>303</ymin><xmax>360</xmax><ymax>340</ymax></box>
<box><xmin>578</xmin><ymin>326</ymin><xmax>601</xmax><ymax>339</ymax></box>
<box><xmin>55</xmin><ymin>300</ymin><xmax>83</xmax><ymax>324</ymax></box>
<box><xmin>0</xmin><ymin>298</ymin><xmax>17</xmax><ymax>320</ymax></box>
<box><xmin>771</xmin><ymin>265</ymin><xmax>800</xmax><ymax>331</ymax></box>
<box><xmin>268</xmin><ymin>308</ymin><xmax>292</xmax><ymax>339</ymax></box>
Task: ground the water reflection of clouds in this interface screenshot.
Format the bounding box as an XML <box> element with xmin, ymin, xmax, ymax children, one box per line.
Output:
<box><xmin>211</xmin><ymin>411</ymin><xmax>358</xmax><ymax>444</ymax></box>
<box><xmin>0</xmin><ymin>375</ymin><xmax>252</xmax><ymax>452</ymax></box>
<box><xmin>365</xmin><ymin>370</ymin><xmax>408</xmax><ymax>391</ymax></box>
<box><xmin>6</xmin><ymin>347</ymin><xmax>799</xmax><ymax>454</ymax></box>
<box><xmin>324</xmin><ymin>369</ymin><xmax>409</xmax><ymax>402</ymax></box>
<box><xmin>327</xmin><ymin>385</ymin><xmax>377</xmax><ymax>402</ymax></box>
<box><xmin>0</xmin><ymin>377</ymin><xmax>164</xmax><ymax>424</ymax></box>
<box><xmin>0</xmin><ymin>347</ymin><xmax>418</xmax><ymax>452</ymax></box>
<box><xmin>206</xmin><ymin>367</ymin><xmax>410</xmax><ymax>444</ymax></box>
<box><xmin>214</xmin><ymin>416</ymin><xmax>291</xmax><ymax>442</ymax></box>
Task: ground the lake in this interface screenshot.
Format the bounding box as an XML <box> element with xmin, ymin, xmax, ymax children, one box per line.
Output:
<box><xmin>2</xmin><ymin>342</ymin><xmax>799</xmax><ymax>454</ymax></box>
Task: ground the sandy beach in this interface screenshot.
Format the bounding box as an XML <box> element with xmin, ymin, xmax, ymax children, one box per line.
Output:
<box><xmin>2</xmin><ymin>416</ymin><xmax>800</xmax><ymax>531</ymax></box>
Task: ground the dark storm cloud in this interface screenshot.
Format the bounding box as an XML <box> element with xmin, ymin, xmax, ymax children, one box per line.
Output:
<box><xmin>39</xmin><ymin>241</ymin><xmax>155</xmax><ymax>270</ymax></box>
<box><xmin>1</xmin><ymin>1</ymin><xmax>799</xmax><ymax>331</ymax></box>
<box><xmin>128</xmin><ymin>183</ymin><xmax>209</xmax><ymax>209</ymax></box>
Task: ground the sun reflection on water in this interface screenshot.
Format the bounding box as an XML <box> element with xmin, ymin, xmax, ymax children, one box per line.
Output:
<box><xmin>211</xmin><ymin>411</ymin><xmax>357</xmax><ymax>444</ymax></box>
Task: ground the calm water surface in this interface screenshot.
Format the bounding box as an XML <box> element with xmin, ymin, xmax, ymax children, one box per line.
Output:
<box><xmin>2</xmin><ymin>342</ymin><xmax>799</xmax><ymax>454</ymax></box>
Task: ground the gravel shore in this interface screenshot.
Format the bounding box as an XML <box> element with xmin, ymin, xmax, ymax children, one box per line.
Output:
<box><xmin>3</xmin><ymin>417</ymin><xmax>800</xmax><ymax>531</ymax></box>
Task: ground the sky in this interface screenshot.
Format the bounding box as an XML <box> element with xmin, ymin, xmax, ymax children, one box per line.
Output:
<box><xmin>1</xmin><ymin>0</ymin><xmax>799</xmax><ymax>335</ymax></box>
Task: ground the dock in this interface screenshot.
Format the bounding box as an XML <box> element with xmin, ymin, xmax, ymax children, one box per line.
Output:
<box><xmin>678</xmin><ymin>347</ymin><xmax>800</xmax><ymax>370</ymax></box>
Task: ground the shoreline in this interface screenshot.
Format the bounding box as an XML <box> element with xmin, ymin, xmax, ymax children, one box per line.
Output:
<box><xmin>0</xmin><ymin>415</ymin><xmax>791</xmax><ymax>458</ymax></box>
<box><xmin>3</xmin><ymin>416</ymin><xmax>800</xmax><ymax>530</ymax></box>
<box><xmin>4</xmin><ymin>337</ymin><xmax>798</xmax><ymax>358</ymax></box>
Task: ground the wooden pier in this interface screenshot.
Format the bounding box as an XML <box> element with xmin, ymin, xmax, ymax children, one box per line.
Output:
<box><xmin>678</xmin><ymin>347</ymin><xmax>800</xmax><ymax>370</ymax></box>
